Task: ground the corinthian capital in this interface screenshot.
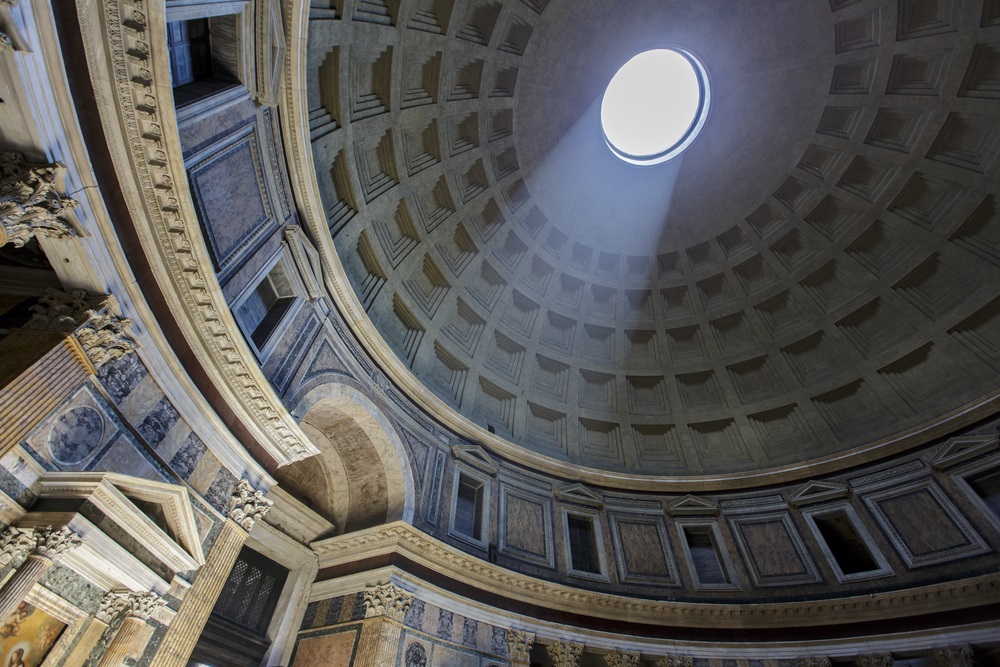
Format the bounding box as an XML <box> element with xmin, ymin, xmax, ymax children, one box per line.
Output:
<box><xmin>0</xmin><ymin>526</ymin><xmax>34</xmax><ymax>567</ymax></box>
<box><xmin>933</xmin><ymin>646</ymin><xmax>973</xmax><ymax>667</ymax></box>
<box><xmin>0</xmin><ymin>151</ymin><xmax>78</xmax><ymax>248</ymax></box>
<box><xmin>122</xmin><ymin>591</ymin><xmax>165</xmax><ymax>620</ymax></box>
<box><xmin>606</xmin><ymin>649</ymin><xmax>641</xmax><ymax>667</ymax></box>
<box><xmin>506</xmin><ymin>629</ymin><xmax>534</xmax><ymax>662</ymax></box>
<box><xmin>96</xmin><ymin>592</ymin><xmax>132</xmax><ymax>624</ymax></box>
<box><xmin>798</xmin><ymin>659</ymin><xmax>831</xmax><ymax>667</ymax></box>
<box><xmin>362</xmin><ymin>583</ymin><xmax>413</xmax><ymax>622</ymax></box>
<box><xmin>28</xmin><ymin>526</ymin><xmax>81</xmax><ymax>561</ymax></box>
<box><xmin>75</xmin><ymin>310</ymin><xmax>138</xmax><ymax>369</ymax></box>
<box><xmin>547</xmin><ymin>641</ymin><xmax>584</xmax><ymax>667</ymax></box>
<box><xmin>657</xmin><ymin>657</ymin><xmax>694</xmax><ymax>667</ymax></box>
<box><xmin>226</xmin><ymin>479</ymin><xmax>272</xmax><ymax>532</ymax></box>
<box><xmin>856</xmin><ymin>654</ymin><xmax>893</xmax><ymax>667</ymax></box>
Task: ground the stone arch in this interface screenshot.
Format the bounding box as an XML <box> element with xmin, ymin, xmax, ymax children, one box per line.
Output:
<box><xmin>279</xmin><ymin>382</ymin><xmax>414</xmax><ymax>533</ymax></box>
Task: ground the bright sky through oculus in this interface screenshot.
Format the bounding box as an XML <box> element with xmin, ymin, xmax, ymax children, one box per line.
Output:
<box><xmin>601</xmin><ymin>49</ymin><xmax>709</xmax><ymax>166</ymax></box>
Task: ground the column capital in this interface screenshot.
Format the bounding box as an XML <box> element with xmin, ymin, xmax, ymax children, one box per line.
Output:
<box><xmin>547</xmin><ymin>640</ymin><xmax>584</xmax><ymax>667</ymax></box>
<box><xmin>0</xmin><ymin>527</ymin><xmax>35</xmax><ymax>567</ymax></box>
<box><xmin>122</xmin><ymin>591</ymin><xmax>165</xmax><ymax>621</ymax></box>
<box><xmin>226</xmin><ymin>480</ymin><xmax>272</xmax><ymax>532</ymax></box>
<box><xmin>28</xmin><ymin>526</ymin><xmax>81</xmax><ymax>562</ymax></box>
<box><xmin>933</xmin><ymin>645</ymin><xmax>973</xmax><ymax>667</ymax></box>
<box><xmin>0</xmin><ymin>151</ymin><xmax>78</xmax><ymax>248</ymax></box>
<box><xmin>856</xmin><ymin>654</ymin><xmax>893</xmax><ymax>667</ymax></box>
<box><xmin>506</xmin><ymin>629</ymin><xmax>534</xmax><ymax>662</ymax></box>
<box><xmin>657</xmin><ymin>656</ymin><xmax>694</xmax><ymax>667</ymax></box>
<box><xmin>96</xmin><ymin>592</ymin><xmax>132</xmax><ymax>624</ymax></box>
<box><xmin>798</xmin><ymin>659</ymin><xmax>831</xmax><ymax>667</ymax></box>
<box><xmin>362</xmin><ymin>583</ymin><xmax>413</xmax><ymax>623</ymax></box>
<box><xmin>606</xmin><ymin>649</ymin><xmax>641</xmax><ymax>667</ymax></box>
<box><xmin>75</xmin><ymin>310</ymin><xmax>138</xmax><ymax>370</ymax></box>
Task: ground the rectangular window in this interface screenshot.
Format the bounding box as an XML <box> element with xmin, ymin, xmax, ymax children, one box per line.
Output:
<box><xmin>682</xmin><ymin>525</ymin><xmax>729</xmax><ymax>585</ymax></box>
<box><xmin>812</xmin><ymin>512</ymin><xmax>878</xmax><ymax>575</ymax></box>
<box><xmin>235</xmin><ymin>261</ymin><xmax>297</xmax><ymax>352</ymax></box>
<box><xmin>967</xmin><ymin>468</ymin><xmax>1000</xmax><ymax>519</ymax></box>
<box><xmin>454</xmin><ymin>474</ymin><xmax>484</xmax><ymax>541</ymax></box>
<box><xmin>167</xmin><ymin>15</ymin><xmax>242</xmax><ymax>107</ymax></box>
<box><xmin>803</xmin><ymin>503</ymin><xmax>892</xmax><ymax>582</ymax></box>
<box><xmin>567</xmin><ymin>515</ymin><xmax>600</xmax><ymax>574</ymax></box>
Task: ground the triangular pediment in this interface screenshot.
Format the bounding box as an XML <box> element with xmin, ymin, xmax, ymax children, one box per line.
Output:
<box><xmin>667</xmin><ymin>495</ymin><xmax>718</xmax><ymax>516</ymax></box>
<box><xmin>555</xmin><ymin>483</ymin><xmax>604</xmax><ymax>509</ymax></box>
<box><xmin>931</xmin><ymin>434</ymin><xmax>999</xmax><ymax>470</ymax></box>
<box><xmin>451</xmin><ymin>444</ymin><xmax>499</xmax><ymax>476</ymax></box>
<box><xmin>787</xmin><ymin>480</ymin><xmax>848</xmax><ymax>507</ymax></box>
<box><xmin>36</xmin><ymin>472</ymin><xmax>205</xmax><ymax>568</ymax></box>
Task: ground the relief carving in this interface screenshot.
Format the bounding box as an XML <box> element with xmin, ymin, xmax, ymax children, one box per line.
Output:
<box><xmin>226</xmin><ymin>479</ymin><xmax>272</xmax><ymax>531</ymax></box>
<box><xmin>547</xmin><ymin>640</ymin><xmax>584</xmax><ymax>667</ymax></box>
<box><xmin>657</xmin><ymin>656</ymin><xmax>694</xmax><ymax>667</ymax></box>
<box><xmin>505</xmin><ymin>629</ymin><xmax>534</xmax><ymax>663</ymax></box>
<box><xmin>0</xmin><ymin>151</ymin><xmax>78</xmax><ymax>248</ymax></box>
<box><xmin>606</xmin><ymin>649</ymin><xmax>641</xmax><ymax>667</ymax></box>
<box><xmin>362</xmin><ymin>583</ymin><xmax>413</xmax><ymax>622</ymax></box>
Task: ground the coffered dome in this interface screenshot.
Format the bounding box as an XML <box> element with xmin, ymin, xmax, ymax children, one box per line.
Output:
<box><xmin>311</xmin><ymin>0</ymin><xmax>1000</xmax><ymax>478</ymax></box>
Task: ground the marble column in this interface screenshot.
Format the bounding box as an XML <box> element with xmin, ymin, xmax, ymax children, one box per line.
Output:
<box><xmin>933</xmin><ymin>646</ymin><xmax>973</xmax><ymax>667</ymax></box>
<box><xmin>352</xmin><ymin>583</ymin><xmax>414</xmax><ymax>667</ymax></box>
<box><xmin>606</xmin><ymin>649</ymin><xmax>641</xmax><ymax>667</ymax></box>
<box><xmin>147</xmin><ymin>480</ymin><xmax>271</xmax><ymax>667</ymax></box>
<box><xmin>98</xmin><ymin>592</ymin><xmax>165</xmax><ymax>667</ymax></box>
<box><xmin>547</xmin><ymin>640</ymin><xmax>584</xmax><ymax>667</ymax></box>
<box><xmin>0</xmin><ymin>526</ymin><xmax>79</xmax><ymax>621</ymax></box>
<box><xmin>657</xmin><ymin>656</ymin><xmax>694</xmax><ymax>667</ymax></box>
<box><xmin>506</xmin><ymin>629</ymin><xmax>534</xmax><ymax>667</ymax></box>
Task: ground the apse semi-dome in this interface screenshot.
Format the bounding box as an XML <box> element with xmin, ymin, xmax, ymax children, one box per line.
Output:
<box><xmin>315</xmin><ymin>0</ymin><xmax>1000</xmax><ymax>481</ymax></box>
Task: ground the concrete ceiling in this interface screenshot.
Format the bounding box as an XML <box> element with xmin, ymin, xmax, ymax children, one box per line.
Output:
<box><xmin>309</xmin><ymin>0</ymin><xmax>1000</xmax><ymax>476</ymax></box>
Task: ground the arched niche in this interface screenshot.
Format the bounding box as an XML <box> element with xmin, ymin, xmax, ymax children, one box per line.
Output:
<box><xmin>280</xmin><ymin>382</ymin><xmax>414</xmax><ymax>533</ymax></box>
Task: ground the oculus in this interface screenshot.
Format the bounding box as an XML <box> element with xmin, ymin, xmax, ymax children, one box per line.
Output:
<box><xmin>601</xmin><ymin>48</ymin><xmax>710</xmax><ymax>166</ymax></box>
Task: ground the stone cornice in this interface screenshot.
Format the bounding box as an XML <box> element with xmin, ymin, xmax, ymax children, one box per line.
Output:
<box><xmin>73</xmin><ymin>0</ymin><xmax>317</xmax><ymax>467</ymax></box>
<box><xmin>311</xmin><ymin>522</ymin><xmax>1000</xmax><ymax>631</ymax></box>
<box><xmin>276</xmin><ymin>0</ymin><xmax>1000</xmax><ymax>493</ymax></box>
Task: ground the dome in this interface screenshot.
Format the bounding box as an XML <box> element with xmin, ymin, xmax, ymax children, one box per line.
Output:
<box><xmin>318</xmin><ymin>0</ymin><xmax>1000</xmax><ymax>481</ymax></box>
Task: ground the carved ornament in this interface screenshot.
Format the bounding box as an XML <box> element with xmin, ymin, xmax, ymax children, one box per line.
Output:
<box><xmin>362</xmin><ymin>583</ymin><xmax>413</xmax><ymax>622</ymax></box>
<box><xmin>547</xmin><ymin>641</ymin><xmax>584</xmax><ymax>667</ymax></box>
<box><xmin>74</xmin><ymin>310</ymin><xmax>138</xmax><ymax>369</ymax></box>
<box><xmin>96</xmin><ymin>592</ymin><xmax>131</xmax><ymax>624</ymax></box>
<box><xmin>505</xmin><ymin>629</ymin><xmax>534</xmax><ymax>662</ymax></box>
<box><xmin>226</xmin><ymin>479</ymin><xmax>272</xmax><ymax>532</ymax></box>
<box><xmin>0</xmin><ymin>151</ymin><xmax>78</xmax><ymax>248</ymax></box>
<box><xmin>606</xmin><ymin>649</ymin><xmax>641</xmax><ymax>667</ymax></box>
<box><xmin>856</xmin><ymin>654</ymin><xmax>893</xmax><ymax>667</ymax></box>
<box><xmin>27</xmin><ymin>526</ymin><xmax>81</xmax><ymax>561</ymax></box>
<box><xmin>657</xmin><ymin>656</ymin><xmax>694</xmax><ymax>667</ymax></box>
<box><xmin>933</xmin><ymin>646</ymin><xmax>973</xmax><ymax>667</ymax></box>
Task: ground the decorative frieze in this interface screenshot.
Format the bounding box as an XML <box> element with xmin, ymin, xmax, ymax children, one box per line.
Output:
<box><xmin>856</xmin><ymin>654</ymin><xmax>893</xmax><ymax>667</ymax></box>
<box><xmin>0</xmin><ymin>151</ymin><xmax>78</xmax><ymax>247</ymax></box>
<box><xmin>226</xmin><ymin>479</ymin><xmax>272</xmax><ymax>532</ymax></box>
<box><xmin>362</xmin><ymin>583</ymin><xmax>413</xmax><ymax>622</ymax></box>
<box><xmin>547</xmin><ymin>640</ymin><xmax>583</xmax><ymax>667</ymax></box>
